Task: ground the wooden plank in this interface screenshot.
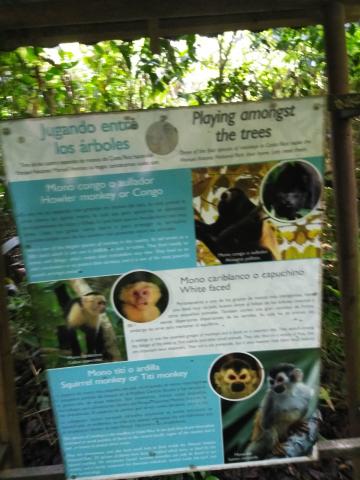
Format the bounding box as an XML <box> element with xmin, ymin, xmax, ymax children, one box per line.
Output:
<box><xmin>0</xmin><ymin>464</ymin><xmax>64</xmax><ymax>480</ymax></box>
<box><xmin>318</xmin><ymin>438</ymin><xmax>360</xmax><ymax>459</ymax></box>
<box><xmin>0</xmin><ymin>444</ymin><xmax>9</xmax><ymax>469</ymax></box>
<box><xmin>2</xmin><ymin>438</ymin><xmax>360</xmax><ymax>479</ymax></box>
<box><xmin>0</xmin><ymin>0</ymin><xmax>358</xmax><ymax>31</ymax></box>
<box><xmin>0</xmin><ymin>219</ymin><xmax>23</xmax><ymax>468</ymax></box>
<box><xmin>161</xmin><ymin>10</ymin><xmax>323</xmax><ymax>33</ymax></box>
<box><xmin>0</xmin><ymin>0</ymin><xmax>324</xmax><ymax>28</ymax></box>
<box><xmin>329</xmin><ymin>93</ymin><xmax>360</xmax><ymax>111</ymax></box>
<box><xmin>328</xmin><ymin>93</ymin><xmax>360</xmax><ymax>119</ymax></box>
<box><xmin>323</xmin><ymin>2</ymin><xmax>360</xmax><ymax>479</ymax></box>
<box><xmin>0</xmin><ymin>0</ymin><xmax>358</xmax><ymax>48</ymax></box>
<box><xmin>0</xmin><ymin>2</ymin><xmax>358</xmax><ymax>49</ymax></box>
<box><xmin>0</xmin><ymin>9</ymin><xmax>325</xmax><ymax>50</ymax></box>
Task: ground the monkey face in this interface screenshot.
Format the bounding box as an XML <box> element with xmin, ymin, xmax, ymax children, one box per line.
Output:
<box><xmin>224</xmin><ymin>368</ymin><xmax>255</xmax><ymax>392</ymax></box>
<box><xmin>82</xmin><ymin>295</ymin><xmax>107</xmax><ymax>315</ymax></box>
<box><xmin>274</xmin><ymin>189</ymin><xmax>306</xmax><ymax>219</ymax></box>
<box><xmin>269</xmin><ymin>368</ymin><xmax>303</xmax><ymax>394</ymax></box>
<box><xmin>269</xmin><ymin>371</ymin><xmax>289</xmax><ymax>394</ymax></box>
<box><xmin>263</xmin><ymin>161</ymin><xmax>322</xmax><ymax>222</ymax></box>
<box><xmin>217</xmin><ymin>188</ymin><xmax>255</xmax><ymax>220</ymax></box>
<box><xmin>120</xmin><ymin>281</ymin><xmax>161</xmax><ymax>310</ymax></box>
<box><xmin>214</xmin><ymin>367</ymin><xmax>260</xmax><ymax>399</ymax></box>
<box><xmin>268</xmin><ymin>366</ymin><xmax>303</xmax><ymax>394</ymax></box>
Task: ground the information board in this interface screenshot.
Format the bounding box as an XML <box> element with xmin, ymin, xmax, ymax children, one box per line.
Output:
<box><xmin>1</xmin><ymin>97</ymin><xmax>324</xmax><ymax>479</ymax></box>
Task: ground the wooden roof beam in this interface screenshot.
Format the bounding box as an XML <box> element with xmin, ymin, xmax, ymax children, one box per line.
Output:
<box><xmin>0</xmin><ymin>8</ymin><xmax>327</xmax><ymax>51</ymax></box>
<box><xmin>0</xmin><ymin>0</ymin><xmax>329</xmax><ymax>29</ymax></box>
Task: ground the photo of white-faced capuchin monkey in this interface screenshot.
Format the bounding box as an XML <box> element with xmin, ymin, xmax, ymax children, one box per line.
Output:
<box><xmin>119</xmin><ymin>281</ymin><xmax>162</xmax><ymax>323</ymax></box>
<box><xmin>195</xmin><ymin>187</ymin><xmax>280</xmax><ymax>264</ymax></box>
<box><xmin>55</xmin><ymin>283</ymin><xmax>116</xmax><ymax>360</ymax></box>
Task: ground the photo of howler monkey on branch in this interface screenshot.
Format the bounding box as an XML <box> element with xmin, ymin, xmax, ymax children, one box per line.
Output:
<box><xmin>193</xmin><ymin>160</ymin><xmax>322</xmax><ymax>266</ymax></box>
<box><xmin>195</xmin><ymin>187</ymin><xmax>280</xmax><ymax>264</ymax></box>
<box><xmin>193</xmin><ymin>165</ymin><xmax>281</xmax><ymax>265</ymax></box>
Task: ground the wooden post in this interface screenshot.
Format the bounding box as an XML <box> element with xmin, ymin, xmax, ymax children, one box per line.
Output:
<box><xmin>323</xmin><ymin>2</ymin><xmax>360</xmax><ymax>478</ymax></box>
<box><xmin>149</xmin><ymin>18</ymin><xmax>160</xmax><ymax>54</ymax></box>
<box><xmin>0</xmin><ymin>227</ymin><xmax>23</xmax><ymax>467</ymax></box>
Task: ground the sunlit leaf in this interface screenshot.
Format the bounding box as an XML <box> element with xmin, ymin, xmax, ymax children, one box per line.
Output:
<box><xmin>282</xmin><ymin>230</ymin><xmax>296</xmax><ymax>242</ymax></box>
<box><xmin>295</xmin><ymin>231</ymin><xmax>307</xmax><ymax>245</ymax></box>
<box><xmin>303</xmin><ymin>245</ymin><xmax>320</xmax><ymax>258</ymax></box>
<box><xmin>214</xmin><ymin>175</ymin><xmax>230</xmax><ymax>189</ymax></box>
<box><xmin>193</xmin><ymin>177</ymin><xmax>212</xmax><ymax>197</ymax></box>
<box><xmin>319</xmin><ymin>386</ymin><xmax>335</xmax><ymax>411</ymax></box>
<box><xmin>283</xmin><ymin>246</ymin><xmax>301</xmax><ymax>259</ymax></box>
<box><xmin>196</xmin><ymin>241</ymin><xmax>220</xmax><ymax>266</ymax></box>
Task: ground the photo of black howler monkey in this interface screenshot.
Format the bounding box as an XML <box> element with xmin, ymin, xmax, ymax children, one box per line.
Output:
<box><xmin>210</xmin><ymin>353</ymin><xmax>263</xmax><ymax>401</ymax></box>
<box><xmin>55</xmin><ymin>283</ymin><xmax>116</xmax><ymax>360</ymax></box>
<box><xmin>262</xmin><ymin>161</ymin><xmax>322</xmax><ymax>221</ymax></box>
<box><xmin>195</xmin><ymin>187</ymin><xmax>280</xmax><ymax>264</ymax></box>
<box><xmin>112</xmin><ymin>271</ymin><xmax>169</xmax><ymax>323</ymax></box>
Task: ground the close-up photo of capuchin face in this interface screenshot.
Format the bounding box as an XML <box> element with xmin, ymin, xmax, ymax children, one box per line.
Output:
<box><xmin>81</xmin><ymin>294</ymin><xmax>107</xmax><ymax>317</ymax></box>
<box><xmin>112</xmin><ymin>272</ymin><xmax>169</xmax><ymax>324</ymax></box>
<box><xmin>119</xmin><ymin>281</ymin><xmax>162</xmax><ymax>323</ymax></box>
